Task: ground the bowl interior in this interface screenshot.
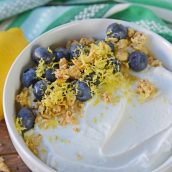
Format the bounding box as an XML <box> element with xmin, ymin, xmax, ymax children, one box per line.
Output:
<box><xmin>3</xmin><ymin>19</ymin><xmax>172</xmax><ymax>172</ymax></box>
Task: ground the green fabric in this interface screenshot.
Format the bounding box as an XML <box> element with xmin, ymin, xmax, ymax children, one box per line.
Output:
<box><xmin>126</xmin><ymin>0</ymin><xmax>172</xmax><ymax>10</ymax></box>
<box><xmin>44</xmin><ymin>4</ymin><xmax>113</xmax><ymax>32</ymax></box>
<box><xmin>6</xmin><ymin>10</ymin><xmax>32</xmax><ymax>29</ymax></box>
<box><xmin>0</xmin><ymin>0</ymin><xmax>172</xmax><ymax>43</ymax></box>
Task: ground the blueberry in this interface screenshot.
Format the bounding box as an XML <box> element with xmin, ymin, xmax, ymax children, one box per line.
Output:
<box><xmin>17</xmin><ymin>107</ymin><xmax>35</xmax><ymax>131</ymax></box>
<box><xmin>45</xmin><ymin>68</ymin><xmax>56</xmax><ymax>82</ymax></box>
<box><xmin>106</xmin><ymin>23</ymin><xmax>128</xmax><ymax>40</ymax></box>
<box><xmin>128</xmin><ymin>51</ymin><xmax>148</xmax><ymax>72</ymax></box>
<box><xmin>21</xmin><ymin>68</ymin><xmax>36</xmax><ymax>87</ymax></box>
<box><xmin>32</xmin><ymin>46</ymin><xmax>53</xmax><ymax>64</ymax></box>
<box><xmin>107</xmin><ymin>42</ymin><xmax>115</xmax><ymax>52</ymax></box>
<box><xmin>70</xmin><ymin>43</ymin><xmax>82</xmax><ymax>59</ymax></box>
<box><xmin>109</xmin><ymin>58</ymin><xmax>121</xmax><ymax>73</ymax></box>
<box><xmin>76</xmin><ymin>81</ymin><xmax>92</xmax><ymax>102</ymax></box>
<box><xmin>54</xmin><ymin>48</ymin><xmax>70</xmax><ymax>62</ymax></box>
<box><xmin>33</xmin><ymin>80</ymin><xmax>47</xmax><ymax>100</ymax></box>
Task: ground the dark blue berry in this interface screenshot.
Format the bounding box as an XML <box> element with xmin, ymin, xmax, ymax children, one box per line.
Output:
<box><xmin>45</xmin><ymin>68</ymin><xmax>56</xmax><ymax>82</ymax></box>
<box><xmin>21</xmin><ymin>68</ymin><xmax>36</xmax><ymax>87</ymax></box>
<box><xmin>107</xmin><ymin>42</ymin><xmax>115</xmax><ymax>52</ymax></box>
<box><xmin>33</xmin><ymin>80</ymin><xmax>47</xmax><ymax>100</ymax></box>
<box><xmin>54</xmin><ymin>48</ymin><xmax>70</xmax><ymax>61</ymax></box>
<box><xmin>76</xmin><ymin>81</ymin><xmax>92</xmax><ymax>102</ymax></box>
<box><xmin>109</xmin><ymin>58</ymin><xmax>121</xmax><ymax>73</ymax></box>
<box><xmin>128</xmin><ymin>51</ymin><xmax>148</xmax><ymax>72</ymax></box>
<box><xmin>70</xmin><ymin>43</ymin><xmax>82</xmax><ymax>59</ymax></box>
<box><xmin>32</xmin><ymin>46</ymin><xmax>53</xmax><ymax>64</ymax></box>
<box><xmin>17</xmin><ymin>108</ymin><xmax>35</xmax><ymax>131</ymax></box>
<box><xmin>106</xmin><ymin>23</ymin><xmax>128</xmax><ymax>40</ymax></box>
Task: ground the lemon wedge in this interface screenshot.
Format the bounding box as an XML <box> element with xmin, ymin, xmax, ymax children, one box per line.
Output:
<box><xmin>0</xmin><ymin>28</ymin><xmax>28</xmax><ymax>120</ymax></box>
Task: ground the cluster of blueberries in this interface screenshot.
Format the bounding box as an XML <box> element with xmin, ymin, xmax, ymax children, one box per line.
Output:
<box><xmin>17</xmin><ymin>23</ymin><xmax>148</xmax><ymax>132</ymax></box>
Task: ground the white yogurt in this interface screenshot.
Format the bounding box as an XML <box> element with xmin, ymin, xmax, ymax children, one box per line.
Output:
<box><xmin>34</xmin><ymin>66</ymin><xmax>172</xmax><ymax>172</ymax></box>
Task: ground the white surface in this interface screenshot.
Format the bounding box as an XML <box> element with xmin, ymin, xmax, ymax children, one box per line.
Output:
<box><xmin>3</xmin><ymin>19</ymin><xmax>172</xmax><ymax>172</ymax></box>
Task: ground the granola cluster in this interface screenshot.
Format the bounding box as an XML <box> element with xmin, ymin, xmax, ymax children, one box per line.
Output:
<box><xmin>24</xmin><ymin>133</ymin><xmax>42</xmax><ymax>156</ymax></box>
<box><xmin>16</xmin><ymin>88</ymin><xmax>30</xmax><ymax>107</ymax></box>
<box><xmin>136</xmin><ymin>79</ymin><xmax>157</xmax><ymax>101</ymax></box>
<box><xmin>148</xmin><ymin>56</ymin><xmax>162</xmax><ymax>67</ymax></box>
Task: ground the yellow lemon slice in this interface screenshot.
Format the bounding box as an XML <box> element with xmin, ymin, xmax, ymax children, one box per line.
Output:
<box><xmin>0</xmin><ymin>28</ymin><xmax>28</xmax><ymax>120</ymax></box>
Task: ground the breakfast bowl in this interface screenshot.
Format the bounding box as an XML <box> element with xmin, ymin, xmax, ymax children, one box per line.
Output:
<box><xmin>3</xmin><ymin>19</ymin><xmax>172</xmax><ymax>172</ymax></box>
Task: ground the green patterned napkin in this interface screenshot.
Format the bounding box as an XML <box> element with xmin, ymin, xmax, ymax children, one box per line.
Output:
<box><xmin>0</xmin><ymin>0</ymin><xmax>172</xmax><ymax>42</ymax></box>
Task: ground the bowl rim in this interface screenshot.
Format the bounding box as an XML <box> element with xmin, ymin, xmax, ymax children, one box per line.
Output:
<box><xmin>3</xmin><ymin>18</ymin><xmax>172</xmax><ymax>172</ymax></box>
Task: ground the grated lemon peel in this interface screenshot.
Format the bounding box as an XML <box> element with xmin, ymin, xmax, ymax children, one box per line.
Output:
<box><xmin>15</xmin><ymin>117</ymin><xmax>26</xmax><ymax>134</ymax></box>
<box><xmin>24</xmin><ymin>130</ymin><xmax>42</xmax><ymax>156</ymax></box>
<box><xmin>36</xmin><ymin>59</ymin><xmax>46</xmax><ymax>78</ymax></box>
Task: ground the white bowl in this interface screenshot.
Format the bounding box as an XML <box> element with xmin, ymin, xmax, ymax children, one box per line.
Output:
<box><xmin>3</xmin><ymin>19</ymin><xmax>172</xmax><ymax>172</ymax></box>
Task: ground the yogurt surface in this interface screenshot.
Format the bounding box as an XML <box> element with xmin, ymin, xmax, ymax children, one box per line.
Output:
<box><xmin>34</xmin><ymin>66</ymin><xmax>172</xmax><ymax>172</ymax></box>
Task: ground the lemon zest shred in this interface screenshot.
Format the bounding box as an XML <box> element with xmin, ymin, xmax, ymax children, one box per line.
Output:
<box><xmin>41</xmin><ymin>148</ymin><xmax>47</xmax><ymax>154</ymax></box>
<box><xmin>15</xmin><ymin>117</ymin><xmax>25</xmax><ymax>134</ymax></box>
<box><xmin>93</xmin><ymin>117</ymin><xmax>97</xmax><ymax>124</ymax></box>
<box><xmin>36</xmin><ymin>59</ymin><xmax>46</xmax><ymax>78</ymax></box>
<box><xmin>49</xmin><ymin>136</ymin><xmax>53</xmax><ymax>143</ymax></box>
<box><xmin>38</xmin><ymin>119</ymin><xmax>58</xmax><ymax>130</ymax></box>
<box><xmin>48</xmin><ymin>47</ymin><xmax>53</xmax><ymax>53</ymax></box>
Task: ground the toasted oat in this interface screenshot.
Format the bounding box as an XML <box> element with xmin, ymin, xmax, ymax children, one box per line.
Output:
<box><xmin>69</xmin><ymin>65</ymin><xmax>81</xmax><ymax>79</ymax></box>
<box><xmin>151</xmin><ymin>59</ymin><xmax>162</xmax><ymax>67</ymax></box>
<box><xmin>66</xmin><ymin>40</ymin><xmax>79</xmax><ymax>49</ymax></box>
<box><xmin>79</xmin><ymin>37</ymin><xmax>94</xmax><ymax>45</ymax></box>
<box><xmin>128</xmin><ymin>28</ymin><xmax>135</xmax><ymax>37</ymax></box>
<box><xmin>59</xmin><ymin>58</ymin><xmax>68</xmax><ymax>69</ymax></box>
<box><xmin>0</xmin><ymin>157</ymin><xmax>10</xmax><ymax>172</ymax></box>
<box><xmin>55</xmin><ymin>69</ymin><xmax>70</xmax><ymax>81</ymax></box>
<box><xmin>72</xmin><ymin>59</ymin><xmax>84</xmax><ymax>70</ymax></box>
<box><xmin>25</xmin><ymin>134</ymin><xmax>42</xmax><ymax>155</ymax></box>
<box><xmin>60</xmin><ymin>102</ymin><xmax>83</xmax><ymax>125</ymax></box>
<box><xmin>37</xmin><ymin>118</ymin><xmax>58</xmax><ymax>129</ymax></box>
<box><xmin>76</xmin><ymin>153</ymin><xmax>83</xmax><ymax>160</ymax></box>
<box><xmin>136</xmin><ymin>79</ymin><xmax>157</xmax><ymax>100</ymax></box>
<box><xmin>53</xmin><ymin>105</ymin><xmax>61</xmax><ymax>113</ymax></box>
<box><xmin>103</xmin><ymin>93</ymin><xmax>112</xmax><ymax>103</ymax></box>
<box><xmin>116</xmin><ymin>49</ymin><xmax>128</xmax><ymax>61</ymax></box>
<box><xmin>148</xmin><ymin>56</ymin><xmax>162</xmax><ymax>67</ymax></box>
<box><xmin>66</xmin><ymin>110</ymin><xmax>72</xmax><ymax>116</ymax></box>
<box><xmin>73</xmin><ymin>127</ymin><xmax>80</xmax><ymax>133</ymax></box>
<box><xmin>131</xmin><ymin>32</ymin><xmax>147</xmax><ymax>51</ymax></box>
<box><xmin>117</xmin><ymin>39</ymin><xmax>129</xmax><ymax>49</ymax></box>
<box><xmin>66</xmin><ymin>95</ymin><xmax>76</xmax><ymax>107</ymax></box>
<box><xmin>16</xmin><ymin>88</ymin><xmax>30</xmax><ymax>107</ymax></box>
